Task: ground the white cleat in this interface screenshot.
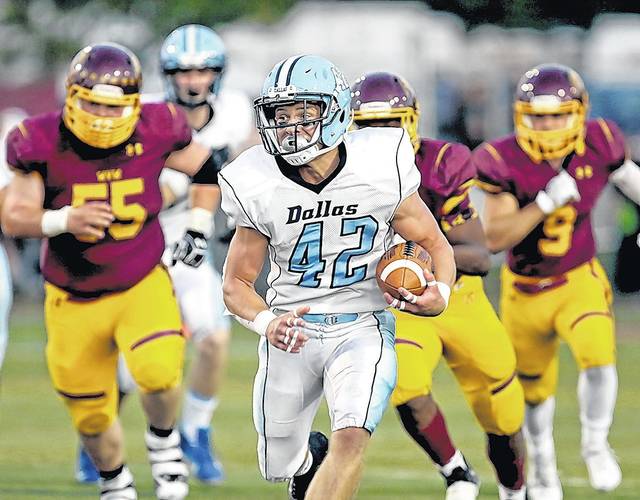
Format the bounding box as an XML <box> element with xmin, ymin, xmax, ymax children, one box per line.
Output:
<box><xmin>99</xmin><ymin>465</ymin><xmax>137</xmax><ymax>500</ymax></box>
<box><xmin>445</xmin><ymin>480</ymin><xmax>479</xmax><ymax>500</ymax></box>
<box><xmin>583</xmin><ymin>446</ymin><xmax>622</xmax><ymax>492</ymax></box>
<box><xmin>527</xmin><ymin>460</ymin><xmax>563</xmax><ymax>500</ymax></box>
<box><xmin>498</xmin><ymin>484</ymin><xmax>526</xmax><ymax>500</ymax></box>
<box><xmin>145</xmin><ymin>430</ymin><xmax>189</xmax><ymax>500</ymax></box>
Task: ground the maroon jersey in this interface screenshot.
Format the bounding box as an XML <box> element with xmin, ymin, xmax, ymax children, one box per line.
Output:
<box><xmin>6</xmin><ymin>102</ymin><xmax>192</xmax><ymax>295</ymax></box>
<box><xmin>473</xmin><ymin>118</ymin><xmax>625</xmax><ymax>277</ymax></box>
<box><xmin>415</xmin><ymin>138</ymin><xmax>477</xmax><ymax>232</ymax></box>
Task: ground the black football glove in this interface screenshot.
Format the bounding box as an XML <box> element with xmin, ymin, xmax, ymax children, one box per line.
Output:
<box><xmin>171</xmin><ymin>229</ymin><xmax>208</xmax><ymax>268</ymax></box>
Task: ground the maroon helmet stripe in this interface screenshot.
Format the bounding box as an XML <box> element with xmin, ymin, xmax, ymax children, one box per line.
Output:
<box><xmin>57</xmin><ymin>389</ymin><xmax>106</xmax><ymax>400</ymax></box>
<box><xmin>130</xmin><ymin>329</ymin><xmax>183</xmax><ymax>351</ymax></box>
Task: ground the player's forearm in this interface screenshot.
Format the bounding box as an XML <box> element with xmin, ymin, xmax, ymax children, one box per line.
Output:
<box><xmin>452</xmin><ymin>243</ymin><xmax>491</xmax><ymax>276</ymax></box>
<box><xmin>222</xmin><ymin>275</ymin><xmax>269</xmax><ymax>322</ymax></box>
<box><xmin>419</xmin><ymin>235</ymin><xmax>456</xmax><ymax>287</ymax></box>
<box><xmin>484</xmin><ymin>203</ymin><xmax>545</xmax><ymax>253</ymax></box>
<box><xmin>1</xmin><ymin>203</ymin><xmax>48</xmax><ymax>237</ymax></box>
<box><xmin>189</xmin><ymin>184</ymin><xmax>220</xmax><ymax>214</ymax></box>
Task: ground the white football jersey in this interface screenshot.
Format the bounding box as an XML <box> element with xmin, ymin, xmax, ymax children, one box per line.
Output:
<box><xmin>220</xmin><ymin>127</ymin><xmax>421</xmax><ymax>314</ymax></box>
<box><xmin>156</xmin><ymin>89</ymin><xmax>254</xmax><ymax>245</ymax></box>
<box><xmin>0</xmin><ymin>108</ymin><xmax>28</xmax><ymax>190</ymax></box>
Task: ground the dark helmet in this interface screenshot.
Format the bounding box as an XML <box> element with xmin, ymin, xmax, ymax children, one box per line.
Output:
<box><xmin>63</xmin><ymin>43</ymin><xmax>142</xmax><ymax>149</ymax></box>
<box><xmin>514</xmin><ymin>63</ymin><xmax>588</xmax><ymax>162</ymax></box>
<box><xmin>351</xmin><ymin>71</ymin><xmax>420</xmax><ymax>151</ymax></box>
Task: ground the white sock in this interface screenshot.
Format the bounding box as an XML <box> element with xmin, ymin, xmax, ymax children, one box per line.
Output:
<box><xmin>498</xmin><ymin>484</ymin><xmax>526</xmax><ymax>500</ymax></box>
<box><xmin>180</xmin><ymin>390</ymin><xmax>218</xmax><ymax>442</ymax></box>
<box><xmin>524</xmin><ymin>397</ymin><xmax>556</xmax><ymax>459</ymax></box>
<box><xmin>439</xmin><ymin>449</ymin><xmax>466</xmax><ymax>477</ymax></box>
<box><xmin>578</xmin><ymin>365</ymin><xmax>617</xmax><ymax>452</ymax></box>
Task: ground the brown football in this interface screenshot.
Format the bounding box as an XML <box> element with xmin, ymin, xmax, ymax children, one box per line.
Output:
<box><xmin>376</xmin><ymin>241</ymin><xmax>432</xmax><ymax>300</ymax></box>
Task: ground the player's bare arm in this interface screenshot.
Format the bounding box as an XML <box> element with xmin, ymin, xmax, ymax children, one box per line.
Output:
<box><xmin>223</xmin><ymin>226</ymin><xmax>310</xmax><ymax>353</ymax></box>
<box><xmin>390</xmin><ymin>191</ymin><xmax>456</xmax><ymax>315</ymax></box>
<box><xmin>446</xmin><ymin>216</ymin><xmax>491</xmax><ymax>276</ymax></box>
<box><xmin>482</xmin><ymin>191</ymin><xmax>547</xmax><ymax>253</ymax></box>
<box><xmin>1</xmin><ymin>170</ymin><xmax>113</xmax><ymax>239</ymax></box>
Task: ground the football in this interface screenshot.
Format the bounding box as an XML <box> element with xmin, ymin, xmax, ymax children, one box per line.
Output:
<box><xmin>376</xmin><ymin>241</ymin><xmax>432</xmax><ymax>299</ymax></box>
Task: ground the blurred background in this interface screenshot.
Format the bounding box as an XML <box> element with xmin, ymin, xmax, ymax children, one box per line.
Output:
<box><xmin>1</xmin><ymin>0</ymin><xmax>640</xmax><ymax>297</ymax></box>
<box><xmin>0</xmin><ymin>2</ymin><xmax>639</xmax><ymax>499</ymax></box>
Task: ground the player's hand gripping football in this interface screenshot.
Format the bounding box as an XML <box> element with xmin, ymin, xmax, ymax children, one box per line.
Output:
<box><xmin>171</xmin><ymin>230</ymin><xmax>208</xmax><ymax>267</ymax></box>
<box><xmin>67</xmin><ymin>202</ymin><xmax>114</xmax><ymax>240</ymax></box>
<box><xmin>265</xmin><ymin>305</ymin><xmax>312</xmax><ymax>353</ymax></box>
<box><xmin>383</xmin><ymin>267</ymin><xmax>448</xmax><ymax>317</ymax></box>
<box><xmin>536</xmin><ymin>170</ymin><xmax>581</xmax><ymax>214</ymax></box>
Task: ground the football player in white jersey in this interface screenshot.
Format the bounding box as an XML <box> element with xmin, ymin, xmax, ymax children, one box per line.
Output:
<box><xmin>0</xmin><ymin>108</ymin><xmax>26</xmax><ymax>373</ymax></box>
<box><xmin>75</xmin><ymin>25</ymin><xmax>253</xmax><ymax>485</ymax></box>
<box><xmin>158</xmin><ymin>24</ymin><xmax>253</xmax><ymax>485</ymax></box>
<box><xmin>220</xmin><ymin>54</ymin><xmax>456</xmax><ymax>500</ymax></box>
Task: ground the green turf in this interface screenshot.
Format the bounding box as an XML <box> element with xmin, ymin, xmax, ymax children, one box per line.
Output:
<box><xmin>1</xmin><ymin>291</ymin><xmax>638</xmax><ymax>499</ymax></box>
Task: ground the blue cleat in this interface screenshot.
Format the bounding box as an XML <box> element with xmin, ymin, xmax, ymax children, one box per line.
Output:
<box><xmin>75</xmin><ymin>446</ymin><xmax>100</xmax><ymax>484</ymax></box>
<box><xmin>180</xmin><ymin>427</ymin><xmax>225</xmax><ymax>484</ymax></box>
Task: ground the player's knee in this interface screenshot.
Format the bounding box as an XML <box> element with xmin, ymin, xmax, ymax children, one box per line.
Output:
<box><xmin>487</xmin><ymin>373</ymin><xmax>525</xmax><ymax>435</ymax></box>
<box><xmin>128</xmin><ymin>336</ymin><xmax>184</xmax><ymax>392</ymax></box>
<box><xmin>195</xmin><ymin>329</ymin><xmax>230</xmax><ymax>356</ymax></box>
<box><xmin>330</xmin><ymin>427</ymin><xmax>369</xmax><ymax>462</ymax></box>
<box><xmin>568</xmin><ymin>317</ymin><xmax>615</xmax><ymax>370</ymax></box>
<box><xmin>68</xmin><ymin>399</ymin><xmax>114</xmax><ymax>434</ymax></box>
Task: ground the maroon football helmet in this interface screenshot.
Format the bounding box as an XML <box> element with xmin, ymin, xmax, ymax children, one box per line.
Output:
<box><xmin>63</xmin><ymin>43</ymin><xmax>142</xmax><ymax>149</ymax></box>
<box><xmin>351</xmin><ymin>71</ymin><xmax>420</xmax><ymax>151</ymax></box>
<box><xmin>514</xmin><ymin>63</ymin><xmax>588</xmax><ymax>162</ymax></box>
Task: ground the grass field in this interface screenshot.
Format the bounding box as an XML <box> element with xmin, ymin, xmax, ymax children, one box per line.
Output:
<box><xmin>1</xmin><ymin>271</ymin><xmax>639</xmax><ymax>499</ymax></box>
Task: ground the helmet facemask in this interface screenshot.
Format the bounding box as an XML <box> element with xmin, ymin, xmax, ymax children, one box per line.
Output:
<box><xmin>514</xmin><ymin>96</ymin><xmax>587</xmax><ymax>163</ymax></box>
<box><xmin>63</xmin><ymin>83</ymin><xmax>141</xmax><ymax>149</ymax></box>
<box><xmin>255</xmin><ymin>92</ymin><xmax>342</xmax><ymax>166</ymax></box>
<box><xmin>164</xmin><ymin>67</ymin><xmax>223</xmax><ymax>109</ymax></box>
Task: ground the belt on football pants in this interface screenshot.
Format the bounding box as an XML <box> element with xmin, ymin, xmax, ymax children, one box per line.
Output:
<box><xmin>302</xmin><ymin>313</ymin><xmax>359</xmax><ymax>326</ymax></box>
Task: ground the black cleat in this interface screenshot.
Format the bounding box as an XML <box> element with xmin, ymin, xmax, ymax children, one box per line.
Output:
<box><xmin>288</xmin><ymin>431</ymin><xmax>329</xmax><ymax>500</ymax></box>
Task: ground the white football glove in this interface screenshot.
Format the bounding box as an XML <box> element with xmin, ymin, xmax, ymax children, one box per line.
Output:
<box><xmin>535</xmin><ymin>170</ymin><xmax>581</xmax><ymax>214</ymax></box>
<box><xmin>171</xmin><ymin>230</ymin><xmax>208</xmax><ymax>268</ymax></box>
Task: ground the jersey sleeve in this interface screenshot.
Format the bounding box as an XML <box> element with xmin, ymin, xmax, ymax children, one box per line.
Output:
<box><xmin>165</xmin><ymin>103</ymin><xmax>193</xmax><ymax>151</ymax></box>
<box><xmin>472</xmin><ymin>142</ymin><xmax>511</xmax><ymax>194</ymax></box>
<box><xmin>595</xmin><ymin>118</ymin><xmax>627</xmax><ymax>174</ymax></box>
<box><xmin>219</xmin><ymin>170</ymin><xmax>263</xmax><ymax>234</ymax></box>
<box><xmin>437</xmin><ymin>144</ymin><xmax>478</xmax><ymax>232</ymax></box>
<box><xmin>397</xmin><ymin>129</ymin><xmax>421</xmax><ymax>201</ymax></box>
<box><xmin>5</xmin><ymin>122</ymin><xmax>47</xmax><ymax>177</ymax></box>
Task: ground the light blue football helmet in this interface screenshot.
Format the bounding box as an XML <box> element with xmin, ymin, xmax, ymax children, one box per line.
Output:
<box><xmin>254</xmin><ymin>54</ymin><xmax>352</xmax><ymax>165</ymax></box>
<box><xmin>160</xmin><ymin>24</ymin><xmax>226</xmax><ymax>107</ymax></box>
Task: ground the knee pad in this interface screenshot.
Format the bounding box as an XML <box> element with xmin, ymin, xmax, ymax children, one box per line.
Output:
<box><xmin>566</xmin><ymin>315</ymin><xmax>615</xmax><ymax>370</ymax></box>
<box><xmin>487</xmin><ymin>373</ymin><xmax>525</xmax><ymax>435</ymax></box>
<box><xmin>128</xmin><ymin>335</ymin><xmax>184</xmax><ymax>392</ymax></box>
<box><xmin>518</xmin><ymin>356</ymin><xmax>559</xmax><ymax>406</ymax></box>
<box><xmin>66</xmin><ymin>396</ymin><xmax>115</xmax><ymax>435</ymax></box>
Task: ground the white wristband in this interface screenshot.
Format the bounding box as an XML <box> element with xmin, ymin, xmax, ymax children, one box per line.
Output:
<box><xmin>249</xmin><ymin>310</ymin><xmax>277</xmax><ymax>337</ymax></box>
<box><xmin>41</xmin><ymin>206</ymin><xmax>71</xmax><ymax>237</ymax></box>
<box><xmin>188</xmin><ymin>207</ymin><xmax>214</xmax><ymax>238</ymax></box>
<box><xmin>535</xmin><ymin>191</ymin><xmax>555</xmax><ymax>215</ymax></box>
<box><xmin>435</xmin><ymin>281</ymin><xmax>451</xmax><ymax>308</ymax></box>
